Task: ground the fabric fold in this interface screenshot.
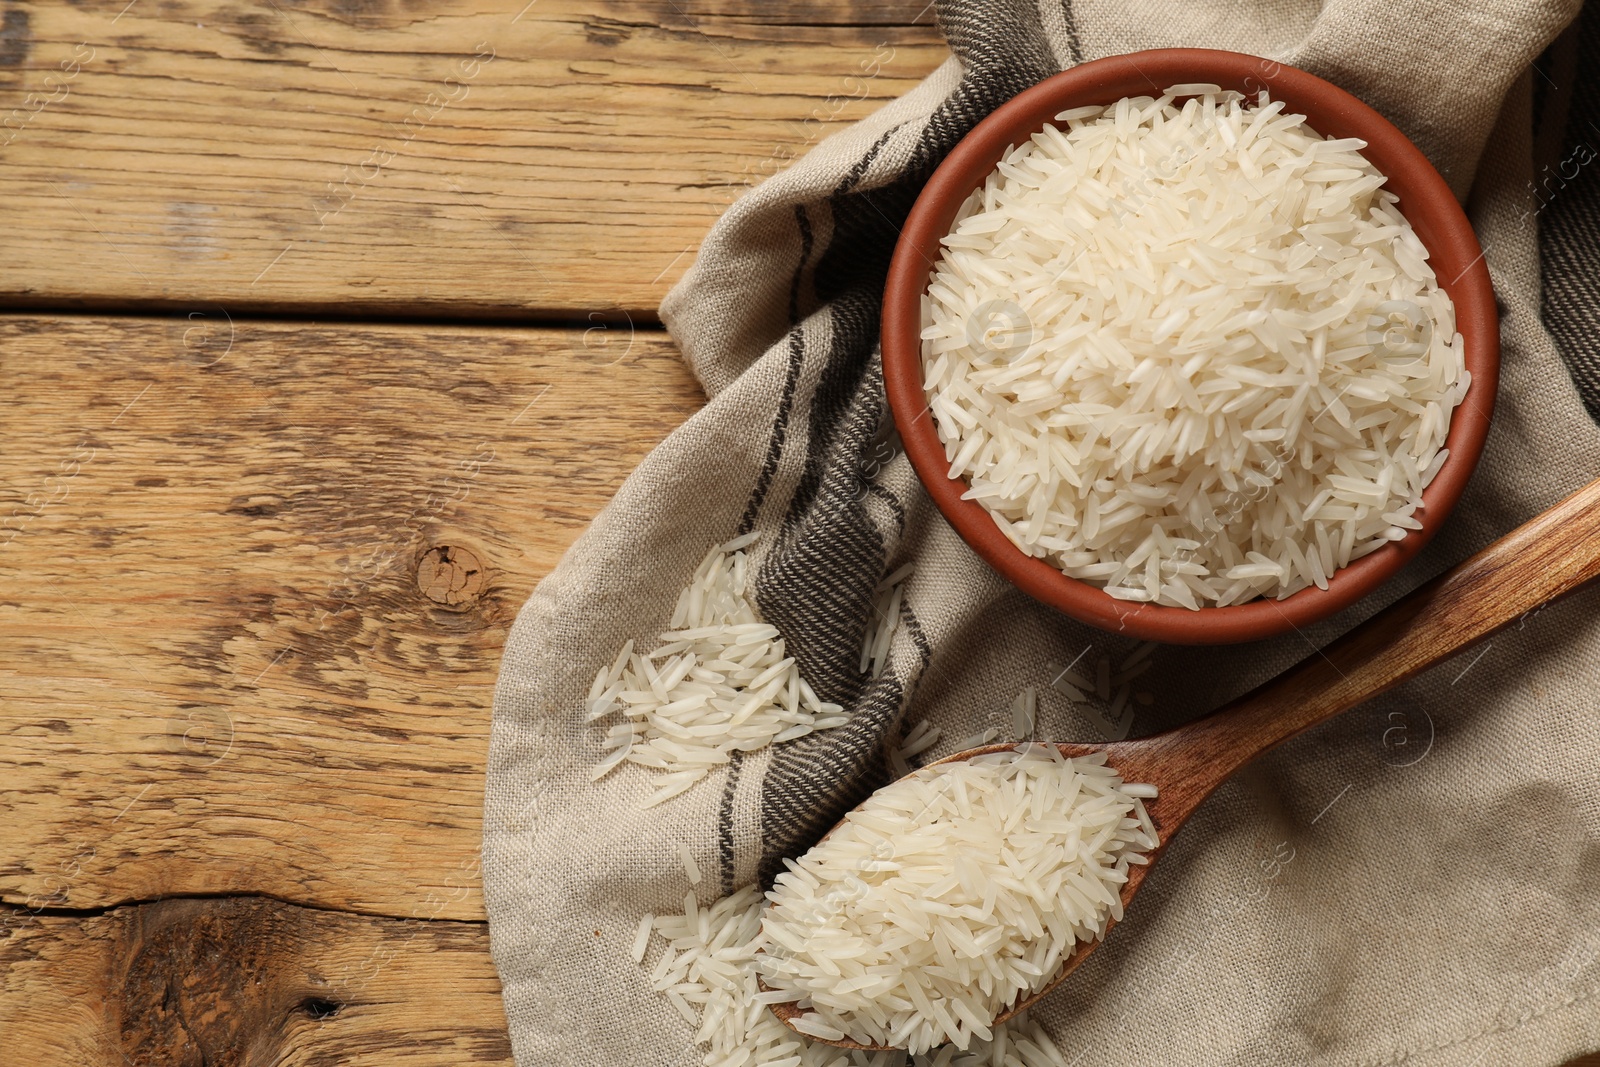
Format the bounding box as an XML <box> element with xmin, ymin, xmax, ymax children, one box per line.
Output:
<box><xmin>484</xmin><ymin>2</ymin><xmax>1600</xmax><ymax>1063</ymax></box>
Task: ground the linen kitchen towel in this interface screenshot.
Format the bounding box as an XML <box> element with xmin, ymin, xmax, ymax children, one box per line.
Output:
<box><xmin>485</xmin><ymin>1</ymin><xmax>1600</xmax><ymax>1063</ymax></box>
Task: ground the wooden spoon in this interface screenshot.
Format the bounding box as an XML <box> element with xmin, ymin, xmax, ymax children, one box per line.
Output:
<box><xmin>771</xmin><ymin>476</ymin><xmax>1600</xmax><ymax>1050</ymax></box>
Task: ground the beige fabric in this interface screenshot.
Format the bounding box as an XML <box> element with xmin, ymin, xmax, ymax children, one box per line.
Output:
<box><xmin>483</xmin><ymin>2</ymin><xmax>1600</xmax><ymax>1064</ymax></box>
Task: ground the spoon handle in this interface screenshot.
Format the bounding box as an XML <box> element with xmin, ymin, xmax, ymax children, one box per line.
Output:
<box><xmin>1143</xmin><ymin>477</ymin><xmax>1600</xmax><ymax>819</ymax></box>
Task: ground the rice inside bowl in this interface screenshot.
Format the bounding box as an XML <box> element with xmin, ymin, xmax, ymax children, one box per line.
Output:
<box><xmin>920</xmin><ymin>87</ymin><xmax>1468</xmax><ymax>609</ymax></box>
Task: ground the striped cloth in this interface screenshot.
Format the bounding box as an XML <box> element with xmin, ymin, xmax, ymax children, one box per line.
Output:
<box><xmin>484</xmin><ymin>1</ymin><xmax>1600</xmax><ymax>1064</ymax></box>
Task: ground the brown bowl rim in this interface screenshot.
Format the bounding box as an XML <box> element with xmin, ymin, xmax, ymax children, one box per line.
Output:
<box><xmin>881</xmin><ymin>48</ymin><xmax>1500</xmax><ymax>645</ymax></box>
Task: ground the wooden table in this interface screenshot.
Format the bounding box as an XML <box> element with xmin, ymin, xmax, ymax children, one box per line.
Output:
<box><xmin>0</xmin><ymin>2</ymin><xmax>944</xmax><ymax>1060</ymax></box>
<box><xmin>0</xmin><ymin>4</ymin><xmax>1593</xmax><ymax>1064</ymax></box>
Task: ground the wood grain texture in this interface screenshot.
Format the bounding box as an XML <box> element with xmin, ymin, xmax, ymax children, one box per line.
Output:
<box><xmin>0</xmin><ymin>314</ymin><xmax>701</xmax><ymax>920</ymax></box>
<box><xmin>0</xmin><ymin>896</ymin><xmax>510</xmax><ymax>1065</ymax></box>
<box><xmin>7</xmin><ymin>321</ymin><xmax>1598</xmax><ymax>1061</ymax></box>
<box><xmin>0</xmin><ymin>0</ymin><xmax>945</xmax><ymax>319</ymax></box>
<box><xmin>6</xmin><ymin>895</ymin><xmax>1596</xmax><ymax>1066</ymax></box>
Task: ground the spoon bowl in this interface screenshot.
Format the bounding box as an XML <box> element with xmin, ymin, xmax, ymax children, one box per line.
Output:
<box><xmin>768</xmin><ymin>477</ymin><xmax>1600</xmax><ymax>1050</ymax></box>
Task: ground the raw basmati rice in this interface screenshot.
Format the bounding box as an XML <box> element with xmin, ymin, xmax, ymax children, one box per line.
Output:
<box><xmin>679</xmin><ymin>841</ymin><xmax>704</xmax><ymax>886</ymax></box>
<box><xmin>951</xmin><ymin>726</ymin><xmax>1000</xmax><ymax>753</ymax></box>
<box><xmin>921</xmin><ymin>87</ymin><xmax>1468</xmax><ymax>607</ymax></box>
<box><xmin>1048</xmin><ymin>643</ymin><xmax>1155</xmax><ymax>741</ymax></box>
<box><xmin>888</xmin><ymin>718</ymin><xmax>942</xmax><ymax>779</ymax></box>
<box><xmin>1009</xmin><ymin>686</ymin><xmax>1038</xmax><ymax>741</ymax></box>
<box><xmin>862</xmin><ymin>564</ymin><xmax>914</xmax><ymax>677</ymax></box>
<box><xmin>631</xmin><ymin>912</ymin><xmax>655</xmax><ymax>964</ymax></box>
<box><xmin>588</xmin><ymin>534</ymin><xmax>848</xmax><ymax>805</ymax></box>
<box><xmin>758</xmin><ymin>744</ymin><xmax>1157</xmax><ymax>1053</ymax></box>
<box><xmin>637</xmin><ymin>882</ymin><xmax>1074</xmax><ymax>1067</ymax></box>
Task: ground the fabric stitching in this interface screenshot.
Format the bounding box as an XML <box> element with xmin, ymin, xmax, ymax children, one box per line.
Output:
<box><xmin>1359</xmin><ymin>977</ymin><xmax>1600</xmax><ymax>1066</ymax></box>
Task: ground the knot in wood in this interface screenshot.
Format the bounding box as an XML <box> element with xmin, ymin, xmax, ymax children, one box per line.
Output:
<box><xmin>416</xmin><ymin>545</ymin><xmax>485</xmax><ymax>608</ymax></box>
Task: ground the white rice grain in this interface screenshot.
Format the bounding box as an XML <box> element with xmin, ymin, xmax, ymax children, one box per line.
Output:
<box><xmin>634</xmin><ymin>883</ymin><xmax>1074</xmax><ymax>1067</ymax></box>
<box><xmin>679</xmin><ymin>841</ymin><xmax>704</xmax><ymax>886</ymax></box>
<box><xmin>758</xmin><ymin>745</ymin><xmax>1156</xmax><ymax>1054</ymax></box>
<box><xmin>632</xmin><ymin>912</ymin><xmax>656</xmax><ymax>964</ymax></box>
<box><xmin>590</xmin><ymin>535</ymin><xmax>848</xmax><ymax>798</ymax></box>
<box><xmin>862</xmin><ymin>566</ymin><xmax>913</xmax><ymax>678</ymax></box>
<box><xmin>923</xmin><ymin>88</ymin><xmax>1467</xmax><ymax>608</ymax></box>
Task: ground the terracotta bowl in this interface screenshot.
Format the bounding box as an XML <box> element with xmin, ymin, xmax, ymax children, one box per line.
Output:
<box><xmin>881</xmin><ymin>48</ymin><xmax>1499</xmax><ymax>644</ymax></box>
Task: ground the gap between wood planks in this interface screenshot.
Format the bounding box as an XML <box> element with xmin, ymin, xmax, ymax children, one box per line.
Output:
<box><xmin>0</xmin><ymin>306</ymin><xmax>672</xmax><ymax>332</ymax></box>
<box><xmin>2</xmin><ymin>887</ymin><xmax>473</xmax><ymax>924</ymax></box>
<box><xmin>0</xmin><ymin>0</ymin><xmax>947</xmax><ymax>319</ymax></box>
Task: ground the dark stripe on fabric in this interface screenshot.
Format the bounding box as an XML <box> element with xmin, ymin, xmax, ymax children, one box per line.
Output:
<box><xmin>736</xmin><ymin>207</ymin><xmax>814</xmax><ymax>538</ymax></box>
<box><xmin>723</xmin><ymin>203</ymin><xmax>818</xmax><ymax>891</ymax></box>
<box><xmin>787</xmin><ymin>202</ymin><xmax>815</xmax><ymax>328</ymax></box>
<box><xmin>864</xmin><ymin>480</ymin><xmax>907</xmax><ymax>532</ymax></box>
<box><xmin>899</xmin><ymin>595</ymin><xmax>934</xmax><ymax>670</ymax></box>
<box><xmin>811</xmin><ymin>1</ymin><xmax>1058</xmax><ymax>310</ymax></box>
<box><xmin>756</xmin><ymin>674</ymin><xmax>906</xmax><ymax>888</ymax></box>
<box><xmin>757</xmin><ymin>483</ymin><xmax>885</xmax><ymax>706</ymax></box>
<box><xmin>783</xmin><ymin>290</ymin><xmax>884</xmax><ymax>528</ymax></box>
<box><xmin>1532</xmin><ymin>18</ymin><xmax>1580</xmax><ymax>186</ymax></box>
<box><xmin>757</xmin><ymin>300</ymin><xmax>896</xmax><ymax>714</ymax></box>
<box><xmin>1538</xmin><ymin>0</ymin><xmax>1600</xmax><ymax>424</ymax></box>
<box><xmin>715</xmin><ymin>751</ymin><xmax>743</xmax><ymax>896</ymax></box>
<box><xmin>1059</xmin><ymin>0</ymin><xmax>1084</xmax><ymax>66</ymax></box>
<box><xmin>751</xmin><ymin>0</ymin><xmax>1060</xmax><ymax>880</ymax></box>
<box><xmin>835</xmin><ymin>124</ymin><xmax>904</xmax><ymax>198</ymax></box>
<box><xmin>936</xmin><ymin>0</ymin><xmax>1060</xmax><ymax>122</ymax></box>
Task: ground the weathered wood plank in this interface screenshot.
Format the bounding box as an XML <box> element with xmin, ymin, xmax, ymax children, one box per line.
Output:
<box><xmin>0</xmin><ymin>897</ymin><xmax>511</xmax><ymax>1065</ymax></box>
<box><xmin>0</xmin><ymin>0</ymin><xmax>945</xmax><ymax>318</ymax></box>
<box><xmin>0</xmin><ymin>315</ymin><xmax>701</xmax><ymax>919</ymax></box>
<box><xmin>5</xmin><ymin>895</ymin><xmax>1599</xmax><ymax>1066</ymax></box>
